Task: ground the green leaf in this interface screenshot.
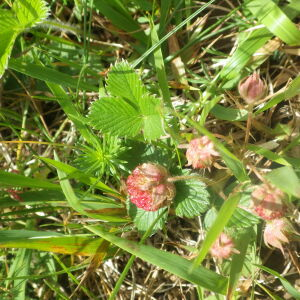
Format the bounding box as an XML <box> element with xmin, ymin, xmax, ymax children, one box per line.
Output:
<box><xmin>246</xmin><ymin>0</ymin><xmax>300</xmax><ymax>46</ymax></box>
<box><xmin>210</xmin><ymin>104</ymin><xmax>248</xmax><ymax>121</ymax></box>
<box><xmin>265</xmin><ymin>166</ymin><xmax>300</xmax><ymax>198</ymax></box>
<box><xmin>85</xmin><ymin>225</ymin><xmax>228</xmax><ymax>294</ymax></box>
<box><xmin>0</xmin><ymin>10</ymin><xmax>21</xmax><ymax>78</ymax></box>
<box><xmin>228</xmin><ymin>207</ymin><xmax>260</xmax><ymax>228</ymax></box>
<box><xmin>227</xmin><ymin>228</ymin><xmax>253</xmax><ymax>298</ymax></box>
<box><xmin>9</xmin><ymin>58</ymin><xmax>98</xmax><ymax>92</ymax></box>
<box><xmin>173</xmin><ymin>175</ymin><xmax>210</xmax><ymax>218</ymax></box>
<box><xmin>127</xmin><ymin>200</ymin><xmax>168</xmax><ymax>233</ymax></box>
<box><xmin>139</xmin><ymin>95</ymin><xmax>164</xmax><ymax>140</ymax></box>
<box><xmin>39</xmin><ymin>156</ymin><xmax>119</xmax><ymax>195</ymax></box>
<box><xmin>256</xmin><ymin>75</ymin><xmax>300</xmax><ymax>114</ymax></box>
<box><xmin>107</xmin><ymin>61</ymin><xmax>145</xmax><ymax>102</ymax></box>
<box><xmin>247</xmin><ymin>144</ymin><xmax>295</xmax><ymax>166</ymax></box>
<box><xmin>89</xmin><ymin>97</ymin><xmax>142</xmax><ymax>137</ymax></box>
<box><xmin>9</xmin><ymin>248</ymin><xmax>32</xmax><ymax>300</ymax></box>
<box><xmin>93</xmin><ymin>0</ymin><xmax>147</xmax><ymax>49</ymax></box>
<box><xmin>0</xmin><ymin>170</ymin><xmax>59</xmax><ymax>189</ymax></box>
<box><xmin>53</xmin><ymin>152</ymin><xmax>125</xmax><ymax>222</ymax></box>
<box><xmin>12</xmin><ymin>0</ymin><xmax>49</xmax><ymax>29</ymax></box>
<box><xmin>255</xmin><ymin>265</ymin><xmax>300</xmax><ymax>299</ymax></box>
<box><xmin>0</xmin><ymin>230</ymin><xmax>109</xmax><ymax>256</ymax></box>
<box><xmin>89</xmin><ymin>62</ymin><xmax>164</xmax><ymax>140</ymax></box>
<box><xmin>219</xmin><ymin>1</ymin><xmax>299</xmax><ymax>88</ymax></box>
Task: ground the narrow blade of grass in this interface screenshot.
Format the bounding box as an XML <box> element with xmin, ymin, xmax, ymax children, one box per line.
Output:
<box><xmin>9</xmin><ymin>58</ymin><xmax>98</xmax><ymax>92</ymax></box>
<box><xmin>85</xmin><ymin>225</ymin><xmax>228</xmax><ymax>295</ymax></box>
<box><xmin>0</xmin><ymin>170</ymin><xmax>59</xmax><ymax>189</ymax></box>
<box><xmin>246</xmin><ymin>0</ymin><xmax>300</xmax><ymax>46</ymax></box>
<box><xmin>0</xmin><ymin>230</ymin><xmax>109</xmax><ymax>256</ymax></box>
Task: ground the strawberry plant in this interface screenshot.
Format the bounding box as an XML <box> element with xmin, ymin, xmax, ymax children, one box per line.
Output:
<box><xmin>0</xmin><ymin>0</ymin><xmax>299</xmax><ymax>299</ymax></box>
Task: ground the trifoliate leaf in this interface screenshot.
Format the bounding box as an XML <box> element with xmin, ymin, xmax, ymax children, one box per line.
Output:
<box><xmin>127</xmin><ymin>199</ymin><xmax>168</xmax><ymax>233</ymax></box>
<box><xmin>107</xmin><ymin>61</ymin><xmax>146</xmax><ymax>103</ymax></box>
<box><xmin>173</xmin><ymin>174</ymin><xmax>210</xmax><ymax>218</ymax></box>
<box><xmin>89</xmin><ymin>97</ymin><xmax>142</xmax><ymax>137</ymax></box>
<box><xmin>89</xmin><ymin>61</ymin><xmax>164</xmax><ymax>140</ymax></box>
<box><xmin>12</xmin><ymin>0</ymin><xmax>49</xmax><ymax>29</ymax></box>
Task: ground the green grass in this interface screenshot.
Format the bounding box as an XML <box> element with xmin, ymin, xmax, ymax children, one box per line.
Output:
<box><xmin>0</xmin><ymin>0</ymin><xmax>299</xmax><ymax>299</ymax></box>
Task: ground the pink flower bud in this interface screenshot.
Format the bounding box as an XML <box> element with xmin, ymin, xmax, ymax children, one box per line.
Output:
<box><xmin>251</xmin><ymin>183</ymin><xmax>286</xmax><ymax>220</ymax></box>
<box><xmin>210</xmin><ymin>233</ymin><xmax>238</xmax><ymax>260</ymax></box>
<box><xmin>186</xmin><ymin>136</ymin><xmax>219</xmax><ymax>169</ymax></box>
<box><xmin>264</xmin><ymin>218</ymin><xmax>292</xmax><ymax>254</ymax></box>
<box><xmin>238</xmin><ymin>72</ymin><xmax>267</xmax><ymax>104</ymax></box>
<box><xmin>126</xmin><ymin>163</ymin><xmax>176</xmax><ymax>211</ymax></box>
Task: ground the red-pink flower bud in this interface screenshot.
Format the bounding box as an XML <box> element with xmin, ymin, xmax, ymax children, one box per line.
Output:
<box><xmin>126</xmin><ymin>163</ymin><xmax>176</xmax><ymax>211</ymax></box>
<box><xmin>251</xmin><ymin>183</ymin><xmax>286</xmax><ymax>220</ymax></box>
<box><xmin>264</xmin><ymin>218</ymin><xmax>293</xmax><ymax>254</ymax></box>
<box><xmin>238</xmin><ymin>72</ymin><xmax>267</xmax><ymax>104</ymax></box>
<box><xmin>210</xmin><ymin>233</ymin><xmax>238</xmax><ymax>260</ymax></box>
<box><xmin>186</xmin><ymin>136</ymin><xmax>219</xmax><ymax>169</ymax></box>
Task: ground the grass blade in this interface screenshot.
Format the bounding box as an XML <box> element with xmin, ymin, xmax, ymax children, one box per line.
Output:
<box><xmin>85</xmin><ymin>225</ymin><xmax>228</xmax><ymax>294</ymax></box>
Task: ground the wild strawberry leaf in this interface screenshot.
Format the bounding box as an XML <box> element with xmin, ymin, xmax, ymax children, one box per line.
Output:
<box><xmin>127</xmin><ymin>199</ymin><xmax>168</xmax><ymax>233</ymax></box>
<box><xmin>0</xmin><ymin>11</ymin><xmax>21</xmax><ymax>78</ymax></box>
<box><xmin>173</xmin><ymin>174</ymin><xmax>210</xmax><ymax>218</ymax></box>
<box><xmin>89</xmin><ymin>62</ymin><xmax>164</xmax><ymax>140</ymax></box>
<box><xmin>139</xmin><ymin>95</ymin><xmax>164</xmax><ymax>140</ymax></box>
<box><xmin>89</xmin><ymin>97</ymin><xmax>142</xmax><ymax>137</ymax></box>
<box><xmin>12</xmin><ymin>0</ymin><xmax>49</xmax><ymax>29</ymax></box>
<box><xmin>227</xmin><ymin>208</ymin><xmax>260</xmax><ymax>228</ymax></box>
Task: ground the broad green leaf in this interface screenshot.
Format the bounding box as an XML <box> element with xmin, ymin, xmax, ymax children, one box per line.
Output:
<box><xmin>0</xmin><ymin>10</ymin><xmax>21</xmax><ymax>78</ymax></box>
<box><xmin>89</xmin><ymin>74</ymin><xmax>164</xmax><ymax>140</ymax></box>
<box><xmin>255</xmin><ymin>265</ymin><xmax>300</xmax><ymax>299</ymax></box>
<box><xmin>12</xmin><ymin>0</ymin><xmax>49</xmax><ymax>29</ymax></box>
<box><xmin>227</xmin><ymin>207</ymin><xmax>260</xmax><ymax>228</ymax></box>
<box><xmin>139</xmin><ymin>95</ymin><xmax>164</xmax><ymax>140</ymax></box>
<box><xmin>9</xmin><ymin>59</ymin><xmax>98</xmax><ymax>92</ymax></box>
<box><xmin>0</xmin><ymin>170</ymin><xmax>59</xmax><ymax>189</ymax></box>
<box><xmin>107</xmin><ymin>61</ymin><xmax>145</xmax><ymax>103</ymax></box>
<box><xmin>0</xmin><ymin>230</ymin><xmax>108</xmax><ymax>256</ymax></box>
<box><xmin>246</xmin><ymin>0</ymin><xmax>300</xmax><ymax>46</ymax></box>
<box><xmin>192</xmin><ymin>193</ymin><xmax>241</xmax><ymax>267</ymax></box>
<box><xmin>127</xmin><ymin>200</ymin><xmax>168</xmax><ymax>233</ymax></box>
<box><xmin>265</xmin><ymin>166</ymin><xmax>300</xmax><ymax>198</ymax></box>
<box><xmin>39</xmin><ymin>156</ymin><xmax>119</xmax><ymax>195</ymax></box>
<box><xmin>173</xmin><ymin>175</ymin><xmax>210</xmax><ymax>218</ymax></box>
<box><xmin>89</xmin><ymin>96</ymin><xmax>142</xmax><ymax>137</ymax></box>
<box><xmin>85</xmin><ymin>225</ymin><xmax>228</xmax><ymax>294</ymax></box>
<box><xmin>210</xmin><ymin>104</ymin><xmax>248</xmax><ymax>121</ymax></box>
